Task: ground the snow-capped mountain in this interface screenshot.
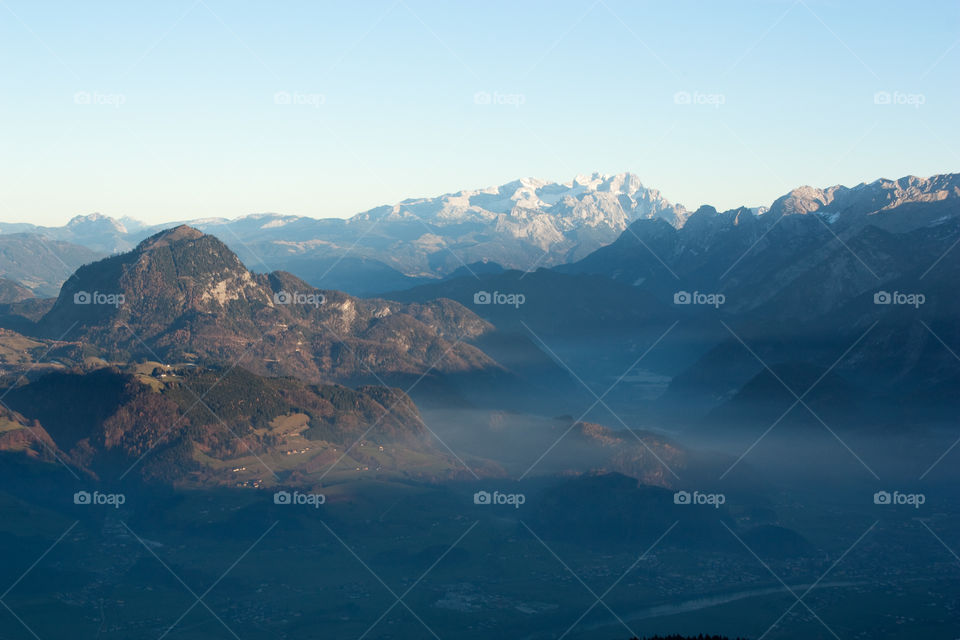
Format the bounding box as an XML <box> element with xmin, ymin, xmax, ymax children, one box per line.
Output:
<box><xmin>336</xmin><ymin>172</ymin><xmax>686</xmax><ymax>273</ymax></box>
<box><xmin>0</xmin><ymin>213</ymin><xmax>134</xmax><ymax>254</ymax></box>
<box><xmin>353</xmin><ymin>172</ymin><xmax>685</xmax><ymax>233</ymax></box>
<box><xmin>183</xmin><ymin>172</ymin><xmax>686</xmax><ymax>276</ymax></box>
<box><xmin>4</xmin><ymin>172</ymin><xmax>958</xmax><ymax>297</ymax></box>
<box><xmin>0</xmin><ymin>173</ymin><xmax>687</xmax><ymax>284</ymax></box>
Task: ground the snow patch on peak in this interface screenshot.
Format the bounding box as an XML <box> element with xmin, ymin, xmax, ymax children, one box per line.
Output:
<box><xmin>67</xmin><ymin>213</ymin><xmax>128</xmax><ymax>233</ymax></box>
<box><xmin>337</xmin><ymin>172</ymin><xmax>686</xmax><ymax>269</ymax></box>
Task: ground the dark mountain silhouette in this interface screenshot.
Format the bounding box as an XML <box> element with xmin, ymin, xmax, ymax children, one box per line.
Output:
<box><xmin>381</xmin><ymin>173</ymin><xmax>960</xmax><ymax>429</ymax></box>
<box><xmin>532</xmin><ymin>177</ymin><xmax>960</xmax><ymax>421</ymax></box>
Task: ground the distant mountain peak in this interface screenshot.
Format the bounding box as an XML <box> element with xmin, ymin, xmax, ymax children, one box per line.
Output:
<box><xmin>66</xmin><ymin>212</ymin><xmax>128</xmax><ymax>233</ymax></box>
<box><xmin>570</xmin><ymin>171</ymin><xmax>646</xmax><ymax>193</ymax></box>
<box><xmin>67</xmin><ymin>212</ymin><xmax>109</xmax><ymax>224</ymax></box>
<box><xmin>766</xmin><ymin>172</ymin><xmax>960</xmax><ymax>232</ymax></box>
<box><xmin>342</xmin><ymin>172</ymin><xmax>687</xmax><ymax>268</ymax></box>
<box><xmin>14</xmin><ymin>171</ymin><xmax>958</xmax><ymax>288</ymax></box>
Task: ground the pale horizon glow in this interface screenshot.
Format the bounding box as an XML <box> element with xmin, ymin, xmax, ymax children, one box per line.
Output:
<box><xmin>1</xmin><ymin>0</ymin><xmax>958</xmax><ymax>226</ymax></box>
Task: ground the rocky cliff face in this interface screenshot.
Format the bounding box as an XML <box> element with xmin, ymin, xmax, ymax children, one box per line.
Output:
<box><xmin>343</xmin><ymin>172</ymin><xmax>686</xmax><ymax>272</ymax></box>
<box><xmin>766</xmin><ymin>174</ymin><xmax>960</xmax><ymax>232</ymax></box>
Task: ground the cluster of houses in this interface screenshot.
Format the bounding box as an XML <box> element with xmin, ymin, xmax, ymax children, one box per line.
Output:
<box><xmin>284</xmin><ymin>446</ymin><xmax>311</xmax><ymax>456</ymax></box>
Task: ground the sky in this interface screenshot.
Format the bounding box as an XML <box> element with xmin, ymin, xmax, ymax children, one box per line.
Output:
<box><xmin>1</xmin><ymin>0</ymin><xmax>958</xmax><ymax>226</ymax></box>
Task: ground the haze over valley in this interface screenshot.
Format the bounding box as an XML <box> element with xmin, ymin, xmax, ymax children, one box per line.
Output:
<box><xmin>3</xmin><ymin>1</ymin><xmax>959</xmax><ymax>637</ymax></box>
<box><xmin>0</xmin><ymin>170</ymin><xmax>958</xmax><ymax>639</ymax></box>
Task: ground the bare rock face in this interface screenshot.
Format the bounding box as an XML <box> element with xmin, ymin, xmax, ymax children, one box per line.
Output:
<box><xmin>343</xmin><ymin>172</ymin><xmax>687</xmax><ymax>272</ymax></box>
<box><xmin>767</xmin><ymin>174</ymin><xmax>960</xmax><ymax>232</ymax></box>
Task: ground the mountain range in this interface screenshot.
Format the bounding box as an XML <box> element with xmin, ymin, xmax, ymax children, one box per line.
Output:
<box><xmin>3</xmin><ymin>172</ymin><xmax>957</xmax><ymax>301</ymax></box>
<box><xmin>1</xmin><ymin>171</ymin><xmax>958</xmax><ymax>444</ymax></box>
<box><xmin>389</xmin><ymin>172</ymin><xmax>960</xmax><ymax>429</ymax></box>
<box><xmin>0</xmin><ymin>169</ymin><xmax>956</xmax><ymax>640</ymax></box>
<box><xmin>0</xmin><ymin>173</ymin><xmax>685</xmax><ymax>295</ymax></box>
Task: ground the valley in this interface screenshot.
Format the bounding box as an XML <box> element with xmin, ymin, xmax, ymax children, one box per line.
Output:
<box><xmin>0</xmin><ymin>172</ymin><xmax>958</xmax><ymax>639</ymax></box>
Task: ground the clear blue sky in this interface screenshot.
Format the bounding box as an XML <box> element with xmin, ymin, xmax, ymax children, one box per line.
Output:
<box><xmin>1</xmin><ymin>0</ymin><xmax>958</xmax><ymax>225</ymax></box>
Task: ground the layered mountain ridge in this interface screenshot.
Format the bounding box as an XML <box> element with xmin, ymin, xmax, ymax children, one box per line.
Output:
<box><xmin>0</xmin><ymin>171</ymin><xmax>957</xmax><ymax>489</ymax></box>
<box><xmin>3</xmin><ymin>172</ymin><xmax>958</xmax><ymax>298</ymax></box>
<box><xmin>392</xmin><ymin>172</ymin><xmax>960</xmax><ymax>428</ymax></box>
